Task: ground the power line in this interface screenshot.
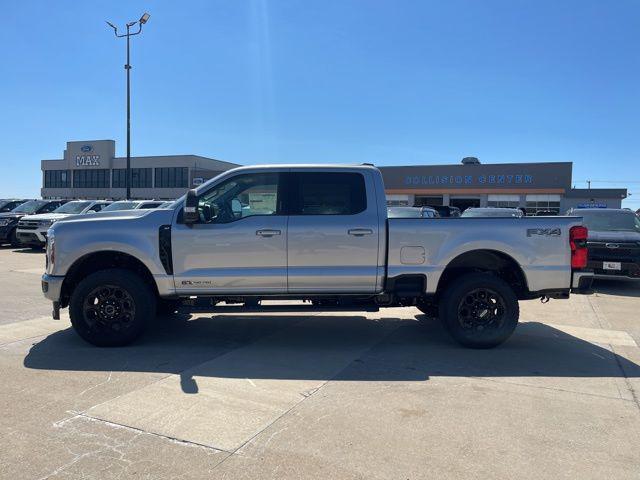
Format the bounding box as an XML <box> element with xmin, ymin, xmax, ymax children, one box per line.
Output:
<box><xmin>575</xmin><ymin>180</ymin><xmax>640</xmax><ymax>184</ymax></box>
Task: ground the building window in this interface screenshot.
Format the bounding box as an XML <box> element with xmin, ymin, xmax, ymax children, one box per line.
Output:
<box><xmin>44</xmin><ymin>170</ymin><xmax>70</xmax><ymax>188</ymax></box>
<box><xmin>112</xmin><ymin>168</ymin><xmax>152</xmax><ymax>188</ymax></box>
<box><xmin>386</xmin><ymin>194</ymin><xmax>410</xmax><ymax>207</ymax></box>
<box><xmin>525</xmin><ymin>194</ymin><xmax>561</xmax><ymax>215</ymax></box>
<box><xmin>487</xmin><ymin>194</ymin><xmax>520</xmax><ymax>208</ymax></box>
<box><xmin>155</xmin><ymin>167</ymin><xmax>188</xmax><ymax>188</ymax></box>
<box><xmin>72</xmin><ymin>169</ymin><xmax>109</xmax><ymax>189</ymax></box>
<box><xmin>414</xmin><ymin>196</ymin><xmax>443</xmax><ymax>207</ymax></box>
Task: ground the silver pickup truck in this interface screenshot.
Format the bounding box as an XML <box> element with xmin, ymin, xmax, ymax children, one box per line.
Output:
<box><xmin>41</xmin><ymin>165</ymin><xmax>593</xmax><ymax>348</ymax></box>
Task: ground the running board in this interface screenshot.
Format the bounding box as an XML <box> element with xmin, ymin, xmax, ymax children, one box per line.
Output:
<box><xmin>181</xmin><ymin>304</ymin><xmax>380</xmax><ymax>314</ymax></box>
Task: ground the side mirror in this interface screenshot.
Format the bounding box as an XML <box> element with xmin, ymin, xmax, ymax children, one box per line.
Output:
<box><xmin>183</xmin><ymin>189</ymin><xmax>199</xmax><ymax>224</ymax></box>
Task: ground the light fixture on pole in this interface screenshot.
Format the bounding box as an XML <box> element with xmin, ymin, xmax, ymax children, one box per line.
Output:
<box><xmin>106</xmin><ymin>13</ymin><xmax>151</xmax><ymax>200</ymax></box>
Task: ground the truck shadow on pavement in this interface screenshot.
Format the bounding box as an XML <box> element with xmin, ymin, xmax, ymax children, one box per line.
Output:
<box><xmin>23</xmin><ymin>314</ymin><xmax>640</xmax><ymax>394</ymax></box>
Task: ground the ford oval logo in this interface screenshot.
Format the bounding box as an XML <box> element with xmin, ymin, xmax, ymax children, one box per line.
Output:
<box><xmin>80</xmin><ymin>145</ymin><xmax>93</xmax><ymax>153</ymax></box>
<box><xmin>605</xmin><ymin>243</ymin><xmax>619</xmax><ymax>249</ymax></box>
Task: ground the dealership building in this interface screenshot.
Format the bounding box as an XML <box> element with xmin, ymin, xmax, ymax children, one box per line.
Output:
<box><xmin>41</xmin><ymin>140</ymin><xmax>239</xmax><ymax>201</ymax></box>
<box><xmin>379</xmin><ymin>158</ymin><xmax>627</xmax><ymax>214</ymax></box>
<box><xmin>41</xmin><ymin>142</ymin><xmax>627</xmax><ymax>214</ymax></box>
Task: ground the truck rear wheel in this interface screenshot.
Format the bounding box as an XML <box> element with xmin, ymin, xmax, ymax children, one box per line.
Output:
<box><xmin>439</xmin><ymin>273</ymin><xmax>519</xmax><ymax>348</ymax></box>
<box><xmin>69</xmin><ymin>269</ymin><xmax>156</xmax><ymax>347</ymax></box>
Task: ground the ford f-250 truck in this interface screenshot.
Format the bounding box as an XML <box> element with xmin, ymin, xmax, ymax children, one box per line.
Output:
<box><xmin>41</xmin><ymin>165</ymin><xmax>593</xmax><ymax>348</ymax></box>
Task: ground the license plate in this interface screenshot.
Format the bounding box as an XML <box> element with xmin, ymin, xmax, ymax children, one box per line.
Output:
<box><xmin>603</xmin><ymin>262</ymin><xmax>621</xmax><ymax>271</ymax></box>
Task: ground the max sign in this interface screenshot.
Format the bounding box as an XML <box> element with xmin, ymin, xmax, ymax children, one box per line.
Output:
<box><xmin>75</xmin><ymin>145</ymin><xmax>100</xmax><ymax>166</ymax></box>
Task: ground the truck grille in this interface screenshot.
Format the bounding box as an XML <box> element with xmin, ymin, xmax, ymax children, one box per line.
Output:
<box><xmin>587</xmin><ymin>241</ymin><xmax>640</xmax><ymax>262</ymax></box>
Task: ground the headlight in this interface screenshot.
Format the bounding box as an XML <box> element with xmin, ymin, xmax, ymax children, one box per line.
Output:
<box><xmin>0</xmin><ymin>219</ymin><xmax>14</xmax><ymax>227</ymax></box>
<box><xmin>46</xmin><ymin>234</ymin><xmax>55</xmax><ymax>272</ymax></box>
<box><xmin>39</xmin><ymin>219</ymin><xmax>56</xmax><ymax>227</ymax></box>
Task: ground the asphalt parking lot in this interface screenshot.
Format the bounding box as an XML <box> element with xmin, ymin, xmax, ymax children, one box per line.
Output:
<box><xmin>1</xmin><ymin>246</ymin><xmax>639</xmax><ymax>479</ymax></box>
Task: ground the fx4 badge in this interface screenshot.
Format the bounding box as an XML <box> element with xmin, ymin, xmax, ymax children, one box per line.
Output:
<box><xmin>527</xmin><ymin>228</ymin><xmax>561</xmax><ymax>237</ymax></box>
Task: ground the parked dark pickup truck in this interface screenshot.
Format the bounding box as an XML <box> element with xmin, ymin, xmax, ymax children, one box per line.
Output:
<box><xmin>568</xmin><ymin>208</ymin><xmax>640</xmax><ymax>280</ymax></box>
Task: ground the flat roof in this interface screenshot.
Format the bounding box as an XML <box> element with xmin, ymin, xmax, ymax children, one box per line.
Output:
<box><xmin>378</xmin><ymin>161</ymin><xmax>573</xmax><ymax>169</ymax></box>
<box><xmin>111</xmin><ymin>154</ymin><xmax>239</xmax><ymax>167</ymax></box>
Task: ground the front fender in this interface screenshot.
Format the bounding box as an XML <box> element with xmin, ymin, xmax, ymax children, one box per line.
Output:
<box><xmin>48</xmin><ymin>212</ymin><xmax>171</xmax><ymax>277</ymax></box>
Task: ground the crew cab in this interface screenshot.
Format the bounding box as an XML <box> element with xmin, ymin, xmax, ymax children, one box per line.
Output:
<box><xmin>16</xmin><ymin>200</ymin><xmax>111</xmax><ymax>247</ymax></box>
<box><xmin>42</xmin><ymin>165</ymin><xmax>592</xmax><ymax>348</ymax></box>
<box><xmin>567</xmin><ymin>208</ymin><xmax>640</xmax><ymax>280</ymax></box>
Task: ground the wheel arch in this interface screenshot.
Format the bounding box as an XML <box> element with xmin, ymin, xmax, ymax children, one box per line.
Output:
<box><xmin>436</xmin><ymin>249</ymin><xmax>529</xmax><ymax>299</ymax></box>
<box><xmin>60</xmin><ymin>250</ymin><xmax>158</xmax><ymax>308</ymax></box>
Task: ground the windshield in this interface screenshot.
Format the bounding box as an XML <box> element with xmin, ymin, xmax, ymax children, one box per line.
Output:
<box><xmin>102</xmin><ymin>201</ymin><xmax>140</xmax><ymax>212</ymax></box>
<box><xmin>12</xmin><ymin>200</ymin><xmax>47</xmax><ymax>214</ymax></box>
<box><xmin>462</xmin><ymin>209</ymin><xmax>522</xmax><ymax>218</ymax></box>
<box><xmin>53</xmin><ymin>201</ymin><xmax>92</xmax><ymax>214</ymax></box>
<box><xmin>579</xmin><ymin>210</ymin><xmax>640</xmax><ymax>232</ymax></box>
<box><xmin>388</xmin><ymin>207</ymin><xmax>423</xmax><ymax>218</ymax></box>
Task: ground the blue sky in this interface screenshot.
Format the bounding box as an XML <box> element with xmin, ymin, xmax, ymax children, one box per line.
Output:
<box><xmin>1</xmin><ymin>0</ymin><xmax>639</xmax><ymax>206</ymax></box>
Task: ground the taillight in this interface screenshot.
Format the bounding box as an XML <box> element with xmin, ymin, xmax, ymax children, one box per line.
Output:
<box><xmin>570</xmin><ymin>225</ymin><xmax>588</xmax><ymax>269</ymax></box>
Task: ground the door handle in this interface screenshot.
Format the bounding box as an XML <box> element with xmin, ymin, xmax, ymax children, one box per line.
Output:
<box><xmin>348</xmin><ymin>228</ymin><xmax>374</xmax><ymax>236</ymax></box>
<box><xmin>256</xmin><ymin>229</ymin><xmax>281</xmax><ymax>237</ymax></box>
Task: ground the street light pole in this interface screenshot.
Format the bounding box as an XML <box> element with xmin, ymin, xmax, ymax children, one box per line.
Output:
<box><xmin>106</xmin><ymin>13</ymin><xmax>150</xmax><ymax>200</ymax></box>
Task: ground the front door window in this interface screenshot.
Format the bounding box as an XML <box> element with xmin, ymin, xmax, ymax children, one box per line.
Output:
<box><xmin>197</xmin><ymin>173</ymin><xmax>282</xmax><ymax>224</ymax></box>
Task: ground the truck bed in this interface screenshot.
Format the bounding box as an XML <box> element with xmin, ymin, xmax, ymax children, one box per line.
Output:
<box><xmin>387</xmin><ymin>216</ymin><xmax>584</xmax><ymax>294</ymax></box>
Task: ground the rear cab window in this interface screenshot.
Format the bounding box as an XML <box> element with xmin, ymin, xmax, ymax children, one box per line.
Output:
<box><xmin>290</xmin><ymin>172</ymin><xmax>367</xmax><ymax>215</ymax></box>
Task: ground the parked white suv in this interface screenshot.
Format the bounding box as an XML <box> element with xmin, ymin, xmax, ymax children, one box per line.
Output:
<box><xmin>16</xmin><ymin>200</ymin><xmax>111</xmax><ymax>247</ymax></box>
<box><xmin>100</xmin><ymin>200</ymin><xmax>166</xmax><ymax>212</ymax></box>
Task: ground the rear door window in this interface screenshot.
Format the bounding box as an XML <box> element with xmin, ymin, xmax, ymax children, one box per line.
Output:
<box><xmin>291</xmin><ymin>172</ymin><xmax>367</xmax><ymax>215</ymax></box>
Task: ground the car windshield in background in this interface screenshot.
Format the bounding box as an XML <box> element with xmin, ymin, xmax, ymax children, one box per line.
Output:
<box><xmin>461</xmin><ymin>208</ymin><xmax>523</xmax><ymax>218</ymax></box>
<box><xmin>11</xmin><ymin>200</ymin><xmax>47</xmax><ymax>214</ymax></box>
<box><xmin>102</xmin><ymin>201</ymin><xmax>140</xmax><ymax>212</ymax></box>
<box><xmin>53</xmin><ymin>201</ymin><xmax>91</xmax><ymax>214</ymax></box>
<box><xmin>388</xmin><ymin>207</ymin><xmax>423</xmax><ymax>218</ymax></box>
<box><xmin>579</xmin><ymin>210</ymin><xmax>640</xmax><ymax>232</ymax></box>
<box><xmin>138</xmin><ymin>202</ymin><xmax>163</xmax><ymax>209</ymax></box>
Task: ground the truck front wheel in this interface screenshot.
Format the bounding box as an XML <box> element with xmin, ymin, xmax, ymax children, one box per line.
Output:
<box><xmin>439</xmin><ymin>273</ymin><xmax>519</xmax><ymax>349</ymax></box>
<box><xmin>69</xmin><ymin>269</ymin><xmax>156</xmax><ymax>347</ymax></box>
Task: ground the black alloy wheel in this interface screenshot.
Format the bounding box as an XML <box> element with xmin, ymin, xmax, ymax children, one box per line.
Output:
<box><xmin>456</xmin><ymin>288</ymin><xmax>507</xmax><ymax>333</ymax></box>
<box><xmin>82</xmin><ymin>285</ymin><xmax>136</xmax><ymax>334</ymax></box>
<box><xmin>69</xmin><ymin>268</ymin><xmax>156</xmax><ymax>347</ymax></box>
<box><xmin>440</xmin><ymin>273</ymin><xmax>519</xmax><ymax>348</ymax></box>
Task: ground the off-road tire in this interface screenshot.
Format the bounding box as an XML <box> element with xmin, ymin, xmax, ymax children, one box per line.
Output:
<box><xmin>439</xmin><ymin>273</ymin><xmax>519</xmax><ymax>348</ymax></box>
<box><xmin>69</xmin><ymin>268</ymin><xmax>156</xmax><ymax>347</ymax></box>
